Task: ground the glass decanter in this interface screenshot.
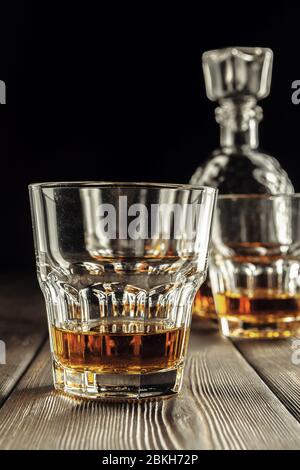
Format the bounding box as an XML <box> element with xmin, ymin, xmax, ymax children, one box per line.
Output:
<box><xmin>191</xmin><ymin>47</ymin><xmax>294</xmax><ymax>320</ymax></box>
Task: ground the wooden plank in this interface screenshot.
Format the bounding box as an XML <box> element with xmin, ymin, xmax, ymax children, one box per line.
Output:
<box><xmin>1</xmin><ymin>321</ymin><xmax>300</xmax><ymax>450</ymax></box>
<box><xmin>0</xmin><ymin>274</ymin><xmax>47</xmax><ymax>406</ymax></box>
<box><xmin>234</xmin><ymin>338</ymin><xmax>300</xmax><ymax>422</ymax></box>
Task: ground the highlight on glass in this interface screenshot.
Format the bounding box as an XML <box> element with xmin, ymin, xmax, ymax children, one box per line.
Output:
<box><xmin>29</xmin><ymin>182</ymin><xmax>217</xmax><ymax>399</ymax></box>
<box><xmin>210</xmin><ymin>194</ymin><xmax>300</xmax><ymax>339</ymax></box>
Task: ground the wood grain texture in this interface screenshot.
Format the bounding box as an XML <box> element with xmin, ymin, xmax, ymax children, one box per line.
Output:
<box><xmin>0</xmin><ymin>275</ymin><xmax>47</xmax><ymax>406</ymax></box>
<box><xmin>235</xmin><ymin>338</ymin><xmax>300</xmax><ymax>421</ymax></box>
<box><xmin>1</xmin><ymin>321</ymin><xmax>300</xmax><ymax>450</ymax></box>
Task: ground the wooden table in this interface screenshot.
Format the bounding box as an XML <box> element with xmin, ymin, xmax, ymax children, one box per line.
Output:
<box><xmin>1</xmin><ymin>275</ymin><xmax>300</xmax><ymax>450</ymax></box>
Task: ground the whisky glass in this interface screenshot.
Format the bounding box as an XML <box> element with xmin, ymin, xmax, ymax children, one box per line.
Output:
<box><xmin>29</xmin><ymin>182</ymin><xmax>216</xmax><ymax>399</ymax></box>
<box><xmin>210</xmin><ymin>194</ymin><xmax>300</xmax><ymax>339</ymax></box>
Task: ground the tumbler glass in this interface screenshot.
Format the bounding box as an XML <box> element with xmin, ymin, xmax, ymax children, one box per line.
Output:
<box><xmin>210</xmin><ymin>194</ymin><xmax>300</xmax><ymax>339</ymax></box>
<box><xmin>29</xmin><ymin>182</ymin><xmax>217</xmax><ymax>399</ymax></box>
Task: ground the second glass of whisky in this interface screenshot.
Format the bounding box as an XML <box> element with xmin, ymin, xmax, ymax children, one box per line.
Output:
<box><xmin>29</xmin><ymin>182</ymin><xmax>216</xmax><ymax>399</ymax></box>
<box><xmin>210</xmin><ymin>194</ymin><xmax>300</xmax><ymax>339</ymax></box>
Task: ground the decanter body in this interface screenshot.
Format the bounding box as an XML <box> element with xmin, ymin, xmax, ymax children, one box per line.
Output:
<box><xmin>191</xmin><ymin>47</ymin><xmax>294</xmax><ymax>320</ymax></box>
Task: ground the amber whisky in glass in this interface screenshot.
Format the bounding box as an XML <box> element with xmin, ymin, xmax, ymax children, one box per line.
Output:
<box><xmin>52</xmin><ymin>321</ymin><xmax>189</xmax><ymax>374</ymax></box>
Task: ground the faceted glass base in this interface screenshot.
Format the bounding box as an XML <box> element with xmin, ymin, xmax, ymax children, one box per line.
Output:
<box><xmin>219</xmin><ymin>316</ymin><xmax>300</xmax><ymax>339</ymax></box>
<box><xmin>52</xmin><ymin>360</ymin><xmax>184</xmax><ymax>400</ymax></box>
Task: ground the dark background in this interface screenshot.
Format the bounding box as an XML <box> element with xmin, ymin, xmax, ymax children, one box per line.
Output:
<box><xmin>2</xmin><ymin>2</ymin><xmax>300</xmax><ymax>272</ymax></box>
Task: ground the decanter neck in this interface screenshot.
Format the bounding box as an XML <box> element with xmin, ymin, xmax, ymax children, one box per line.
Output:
<box><xmin>216</xmin><ymin>98</ymin><xmax>262</xmax><ymax>150</ymax></box>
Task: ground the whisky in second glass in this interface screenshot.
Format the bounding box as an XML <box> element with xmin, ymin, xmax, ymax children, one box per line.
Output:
<box><xmin>210</xmin><ymin>195</ymin><xmax>300</xmax><ymax>339</ymax></box>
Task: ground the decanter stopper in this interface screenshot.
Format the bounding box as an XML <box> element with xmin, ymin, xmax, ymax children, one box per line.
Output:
<box><xmin>202</xmin><ymin>47</ymin><xmax>273</xmax><ymax>102</ymax></box>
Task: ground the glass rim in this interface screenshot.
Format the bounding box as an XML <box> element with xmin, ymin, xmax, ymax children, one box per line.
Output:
<box><xmin>218</xmin><ymin>193</ymin><xmax>300</xmax><ymax>200</ymax></box>
<box><xmin>28</xmin><ymin>181</ymin><xmax>217</xmax><ymax>193</ymax></box>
